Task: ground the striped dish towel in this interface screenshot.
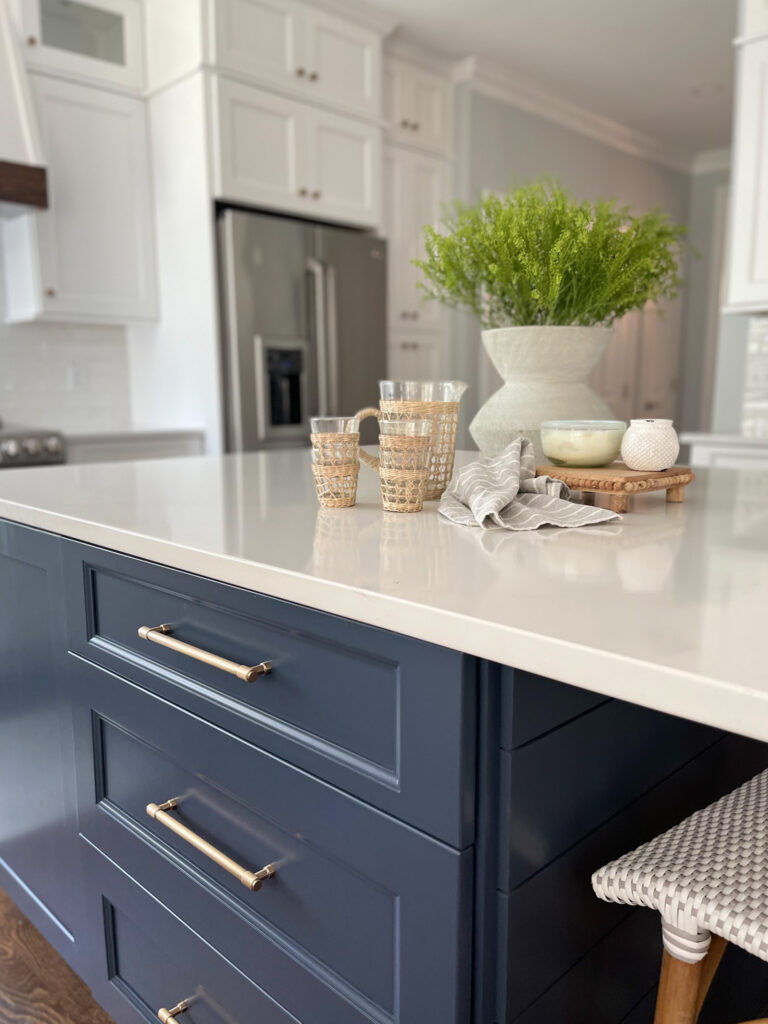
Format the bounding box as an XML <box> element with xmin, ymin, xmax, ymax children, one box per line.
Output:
<box><xmin>439</xmin><ymin>438</ymin><xmax>619</xmax><ymax>530</ymax></box>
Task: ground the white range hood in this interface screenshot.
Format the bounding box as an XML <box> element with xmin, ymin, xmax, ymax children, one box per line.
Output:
<box><xmin>0</xmin><ymin>0</ymin><xmax>47</xmax><ymax>216</ymax></box>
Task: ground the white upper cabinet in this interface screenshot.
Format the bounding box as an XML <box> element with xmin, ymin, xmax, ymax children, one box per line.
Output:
<box><xmin>384</xmin><ymin>57</ymin><xmax>452</xmax><ymax>155</ymax></box>
<box><xmin>384</xmin><ymin>146</ymin><xmax>449</xmax><ymax>330</ymax></box>
<box><xmin>1</xmin><ymin>74</ymin><xmax>157</xmax><ymax>323</ymax></box>
<box><xmin>304</xmin><ymin>8</ymin><xmax>380</xmax><ymax>119</ymax></box>
<box><xmin>212</xmin><ymin>76</ymin><xmax>381</xmax><ymax>227</ymax></box>
<box><xmin>14</xmin><ymin>0</ymin><xmax>143</xmax><ymax>90</ymax></box>
<box><xmin>726</xmin><ymin>38</ymin><xmax>768</xmax><ymax>311</ymax></box>
<box><xmin>739</xmin><ymin>0</ymin><xmax>768</xmax><ymax>38</ymax></box>
<box><xmin>213</xmin><ymin>77</ymin><xmax>307</xmax><ymax>211</ymax></box>
<box><xmin>209</xmin><ymin>0</ymin><xmax>381</xmax><ymax>120</ymax></box>
<box><xmin>209</xmin><ymin>0</ymin><xmax>304</xmax><ymax>89</ymax></box>
<box><xmin>306</xmin><ymin>106</ymin><xmax>380</xmax><ymax>225</ymax></box>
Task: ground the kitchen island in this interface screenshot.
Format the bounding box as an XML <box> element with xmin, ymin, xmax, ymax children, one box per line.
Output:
<box><xmin>0</xmin><ymin>450</ymin><xmax>766</xmax><ymax>1024</ymax></box>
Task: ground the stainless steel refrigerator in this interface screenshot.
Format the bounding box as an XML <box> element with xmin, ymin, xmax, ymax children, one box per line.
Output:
<box><xmin>217</xmin><ymin>207</ymin><xmax>387</xmax><ymax>450</ymax></box>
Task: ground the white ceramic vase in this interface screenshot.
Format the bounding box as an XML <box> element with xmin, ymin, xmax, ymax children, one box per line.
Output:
<box><xmin>469</xmin><ymin>326</ymin><xmax>615</xmax><ymax>459</ymax></box>
<box><xmin>620</xmin><ymin>419</ymin><xmax>680</xmax><ymax>471</ymax></box>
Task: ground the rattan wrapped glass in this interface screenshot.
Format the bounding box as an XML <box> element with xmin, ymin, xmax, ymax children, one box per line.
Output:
<box><xmin>310</xmin><ymin>417</ymin><xmax>360</xmax><ymax>508</ymax></box>
<box><xmin>360</xmin><ymin>419</ymin><xmax>433</xmax><ymax>513</ymax></box>
<box><xmin>357</xmin><ymin>381</ymin><xmax>467</xmax><ymax>500</ymax></box>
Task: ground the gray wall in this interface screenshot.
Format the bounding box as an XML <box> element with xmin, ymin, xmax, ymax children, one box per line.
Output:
<box><xmin>677</xmin><ymin>167</ymin><xmax>729</xmax><ymax>433</ymax></box>
<box><xmin>447</xmin><ymin>89</ymin><xmax>692</xmax><ymax>446</ymax></box>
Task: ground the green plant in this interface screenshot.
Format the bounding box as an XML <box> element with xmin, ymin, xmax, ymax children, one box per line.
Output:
<box><xmin>415</xmin><ymin>180</ymin><xmax>687</xmax><ymax>328</ymax></box>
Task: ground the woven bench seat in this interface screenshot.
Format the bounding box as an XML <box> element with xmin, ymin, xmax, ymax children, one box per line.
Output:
<box><xmin>593</xmin><ymin>768</ymin><xmax>768</xmax><ymax>963</ymax></box>
<box><xmin>592</xmin><ymin>768</ymin><xmax>768</xmax><ymax>1023</ymax></box>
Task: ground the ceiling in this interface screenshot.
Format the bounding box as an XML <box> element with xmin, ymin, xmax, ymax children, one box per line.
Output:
<box><xmin>375</xmin><ymin>0</ymin><xmax>738</xmax><ymax>164</ymax></box>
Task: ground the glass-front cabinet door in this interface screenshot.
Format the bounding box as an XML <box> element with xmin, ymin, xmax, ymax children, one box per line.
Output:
<box><xmin>17</xmin><ymin>0</ymin><xmax>143</xmax><ymax>90</ymax></box>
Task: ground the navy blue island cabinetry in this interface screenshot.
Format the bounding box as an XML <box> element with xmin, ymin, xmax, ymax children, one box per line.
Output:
<box><xmin>0</xmin><ymin>517</ymin><xmax>767</xmax><ymax>1024</ymax></box>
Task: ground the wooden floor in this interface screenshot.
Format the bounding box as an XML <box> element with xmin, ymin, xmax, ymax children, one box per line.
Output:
<box><xmin>0</xmin><ymin>888</ymin><xmax>114</xmax><ymax>1024</ymax></box>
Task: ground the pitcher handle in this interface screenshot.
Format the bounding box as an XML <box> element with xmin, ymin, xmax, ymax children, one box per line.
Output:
<box><xmin>355</xmin><ymin>407</ymin><xmax>381</xmax><ymax>470</ymax></box>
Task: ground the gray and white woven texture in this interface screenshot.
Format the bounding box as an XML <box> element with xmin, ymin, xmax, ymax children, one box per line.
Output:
<box><xmin>439</xmin><ymin>437</ymin><xmax>619</xmax><ymax>531</ymax></box>
<box><xmin>593</xmin><ymin>768</ymin><xmax>768</xmax><ymax>964</ymax></box>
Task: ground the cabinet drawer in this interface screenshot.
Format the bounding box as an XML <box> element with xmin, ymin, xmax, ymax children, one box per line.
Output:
<box><xmin>80</xmin><ymin>843</ymin><xmax>298</xmax><ymax>1024</ymax></box>
<box><xmin>71</xmin><ymin>657</ymin><xmax>472</xmax><ymax>1024</ymax></box>
<box><xmin>64</xmin><ymin>540</ymin><xmax>475</xmax><ymax>847</ymax></box>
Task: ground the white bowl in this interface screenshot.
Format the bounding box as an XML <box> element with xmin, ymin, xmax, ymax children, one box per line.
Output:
<box><xmin>540</xmin><ymin>420</ymin><xmax>627</xmax><ymax>468</ymax></box>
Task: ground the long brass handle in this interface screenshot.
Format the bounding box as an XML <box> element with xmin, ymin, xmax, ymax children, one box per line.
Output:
<box><xmin>158</xmin><ymin>1000</ymin><xmax>190</xmax><ymax>1023</ymax></box>
<box><xmin>138</xmin><ymin>624</ymin><xmax>271</xmax><ymax>683</ymax></box>
<box><xmin>147</xmin><ymin>799</ymin><xmax>276</xmax><ymax>892</ymax></box>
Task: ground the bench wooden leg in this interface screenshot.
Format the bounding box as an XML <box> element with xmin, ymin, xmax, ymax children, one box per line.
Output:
<box><xmin>654</xmin><ymin>951</ymin><xmax>703</xmax><ymax>1024</ymax></box>
<box><xmin>695</xmin><ymin>935</ymin><xmax>728</xmax><ymax>1016</ymax></box>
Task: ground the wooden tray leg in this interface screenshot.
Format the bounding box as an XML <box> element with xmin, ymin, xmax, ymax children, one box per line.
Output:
<box><xmin>609</xmin><ymin>493</ymin><xmax>629</xmax><ymax>514</ymax></box>
<box><xmin>666</xmin><ymin>485</ymin><xmax>686</xmax><ymax>504</ymax></box>
<box><xmin>581</xmin><ymin>491</ymin><xmax>596</xmax><ymax>506</ymax></box>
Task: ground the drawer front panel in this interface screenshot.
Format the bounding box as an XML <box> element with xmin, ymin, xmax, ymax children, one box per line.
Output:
<box><xmin>63</xmin><ymin>540</ymin><xmax>475</xmax><ymax>847</ymax></box>
<box><xmin>71</xmin><ymin>656</ymin><xmax>472</xmax><ymax>1024</ymax></box>
<box><xmin>81</xmin><ymin>844</ymin><xmax>297</xmax><ymax>1024</ymax></box>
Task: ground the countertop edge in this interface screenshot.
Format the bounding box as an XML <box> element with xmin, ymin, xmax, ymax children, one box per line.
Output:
<box><xmin>0</xmin><ymin>497</ymin><xmax>764</xmax><ymax>746</ymax></box>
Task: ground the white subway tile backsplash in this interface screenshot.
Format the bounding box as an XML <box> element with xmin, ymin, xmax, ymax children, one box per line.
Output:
<box><xmin>0</xmin><ymin>287</ymin><xmax>132</xmax><ymax>431</ymax></box>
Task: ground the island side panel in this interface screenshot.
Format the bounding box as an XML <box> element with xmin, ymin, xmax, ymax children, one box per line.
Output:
<box><xmin>482</xmin><ymin>667</ymin><xmax>768</xmax><ymax>1024</ymax></box>
<box><xmin>0</xmin><ymin>520</ymin><xmax>86</xmax><ymax>973</ymax></box>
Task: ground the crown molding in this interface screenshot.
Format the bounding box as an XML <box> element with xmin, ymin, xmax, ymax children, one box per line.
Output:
<box><xmin>384</xmin><ymin>33</ymin><xmax>457</xmax><ymax>76</ymax></box>
<box><xmin>310</xmin><ymin>0</ymin><xmax>399</xmax><ymax>35</ymax></box>
<box><xmin>453</xmin><ymin>55</ymin><xmax>693</xmax><ymax>175</ymax></box>
<box><xmin>691</xmin><ymin>148</ymin><xmax>731</xmax><ymax>175</ymax></box>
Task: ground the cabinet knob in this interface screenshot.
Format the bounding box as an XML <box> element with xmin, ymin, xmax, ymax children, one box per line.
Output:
<box><xmin>309</xmin><ymin>71</ymin><xmax>319</xmax><ymax>81</ymax></box>
<box><xmin>412</xmin><ymin>311</ymin><xmax>419</xmax><ymax>320</ymax></box>
<box><xmin>410</xmin><ymin>121</ymin><xmax>420</xmax><ymax>131</ymax></box>
<box><xmin>26</xmin><ymin>35</ymin><xmax>37</xmax><ymax>46</ymax></box>
<box><xmin>312</xmin><ymin>190</ymin><xmax>321</xmax><ymax>200</ymax></box>
<box><xmin>400</xmin><ymin>118</ymin><xmax>410</xmax><ymax>129</ymax></box>
<box><xmin>298</xmin><ymin>187</ymin><xmax>308</xmax><ymax>197</ymax></box>
<box><xmin>45</xmin><ymin>287</ymin><xmax>56</xmax><ymax>298</ymax></box>
<box><xmin>401</xmin><ymin>341</ymin><xmax>419</xmax><ymax>351</ymax></box>
<box><xmin>295</xmin><ymin>67</ymin><xmax>306</xmax><ymax>77</ymax></box>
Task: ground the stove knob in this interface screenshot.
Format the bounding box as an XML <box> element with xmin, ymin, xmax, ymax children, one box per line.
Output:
<box><xmin>0</xmin><ymin>439</ymin><xmax>21</xmax><ymax>460</ymax></box>
<box><xmin>23</xmin><ymin>437</ymin><xmax>42</xmax><ymax>457</ymax></box>
<box><xmin>44</xmin><ymin>436</ymin><xmax>63</xmax><ymax>456</ymax></box>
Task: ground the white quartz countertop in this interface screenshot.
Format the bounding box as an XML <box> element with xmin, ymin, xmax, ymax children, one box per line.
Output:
<box><xmin>0</xmin><ymin>450</ymin><xmax>767</xmax><ymax>742</ymax></box>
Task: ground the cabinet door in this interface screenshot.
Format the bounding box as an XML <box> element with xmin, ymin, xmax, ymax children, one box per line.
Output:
<box><xmin>305</xmin><ymin>8</ymin><xmax>380</xmax><ymax>119</ymax></box>
<box><xmin>213</xmin><ymin>77</ymin><xmax>311</xmax><ymax>214</ymax></box>
<box><xmin>16</xmin><ymin>0</ymin><xmax>143</xmax><ymax>90</ymax></box>
<box><xmin>727</xmin><ymin>38</ymin><xmax>768</xmax><ymax>311</ymax></box>
<box><xmin>306</xmin><ymin>107</ymin><xmax>381</xmax><ymax>226</ymax></box>
<box><xmin>385</xmin><ymin>147</ymin><xmax>448</xmax><ymax>329</ymax></box>
<box><xmin>384</xmin><ymin>58</ymin><xmax>451</xmax><ymax>154</ymax></box>
<box><xmin>30</xmin><ymin>74</ymin><xmax>157</xmax><ymax>321</ymax></box>
<box><xmin>211</xmin><ymin>0</ymin><xmax>306</xmax><ymax>88</ymax></box>
<box><xmin>0</xmin><ymin>522</ymin><xmax>83</xmax><ymax>966</ymax></box>
<box><xmin>387</xmin><ymin>334</ymin><xmax>445</xmax><ymax>379</ymax></box>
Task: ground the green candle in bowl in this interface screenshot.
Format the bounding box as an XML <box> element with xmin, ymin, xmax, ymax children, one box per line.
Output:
<box><xmin>540</xmin><ymin>420</ymin><xmax>627</xmax><ymax>467</ymax></box>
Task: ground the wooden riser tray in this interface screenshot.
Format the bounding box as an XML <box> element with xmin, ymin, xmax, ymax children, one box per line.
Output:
<box><xmin>536</xmin><ymin>464</ymin><xmax>695</xmax><ymax>514</ymax></box>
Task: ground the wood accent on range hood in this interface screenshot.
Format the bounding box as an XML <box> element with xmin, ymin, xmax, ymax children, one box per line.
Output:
<box><xmin>0</xmin><ymin>160</ymin><xmax>47</xmax><ymax>209</ymax></box>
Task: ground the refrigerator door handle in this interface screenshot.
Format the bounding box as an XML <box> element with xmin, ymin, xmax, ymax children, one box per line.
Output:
<box><xmin>306</xmin><ymin>258</ymin><xmax>329</xmax><ymax>417</ymax></box>
<box><xmin>325</xmin><ymin>264</ymin><xmax>339</xmax><ymax>416</ymax></box>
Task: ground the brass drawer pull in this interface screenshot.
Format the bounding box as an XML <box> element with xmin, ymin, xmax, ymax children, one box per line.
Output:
<box><xmin>147</xmin><ymin>799</ymin><xmax>276</xmax><ymax>892</ymax></box>
<box><xmin>138</xmin><ymin>624</ymin><xmax>272</xmax><ymax>682</ymax></box>
<box><xmin>158</xmin><ymin>999</ymin><xmax>190</xmax><ymax>1022</ymax></box>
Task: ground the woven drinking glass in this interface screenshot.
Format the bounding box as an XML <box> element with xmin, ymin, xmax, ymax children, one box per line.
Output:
<box><xmin>360</xmin><ymin>419</ymin><xmax>433</xmax><ymax>513</ymax></box>
<box><xmin>310</xmin><ymin>417</ymin><xmax>360</xmax><ymax>509</ymax></box>
<box><xmin>357</xmin><ymin>381</ymin><xmax>467</xmax><ymax>500</ymax></box>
